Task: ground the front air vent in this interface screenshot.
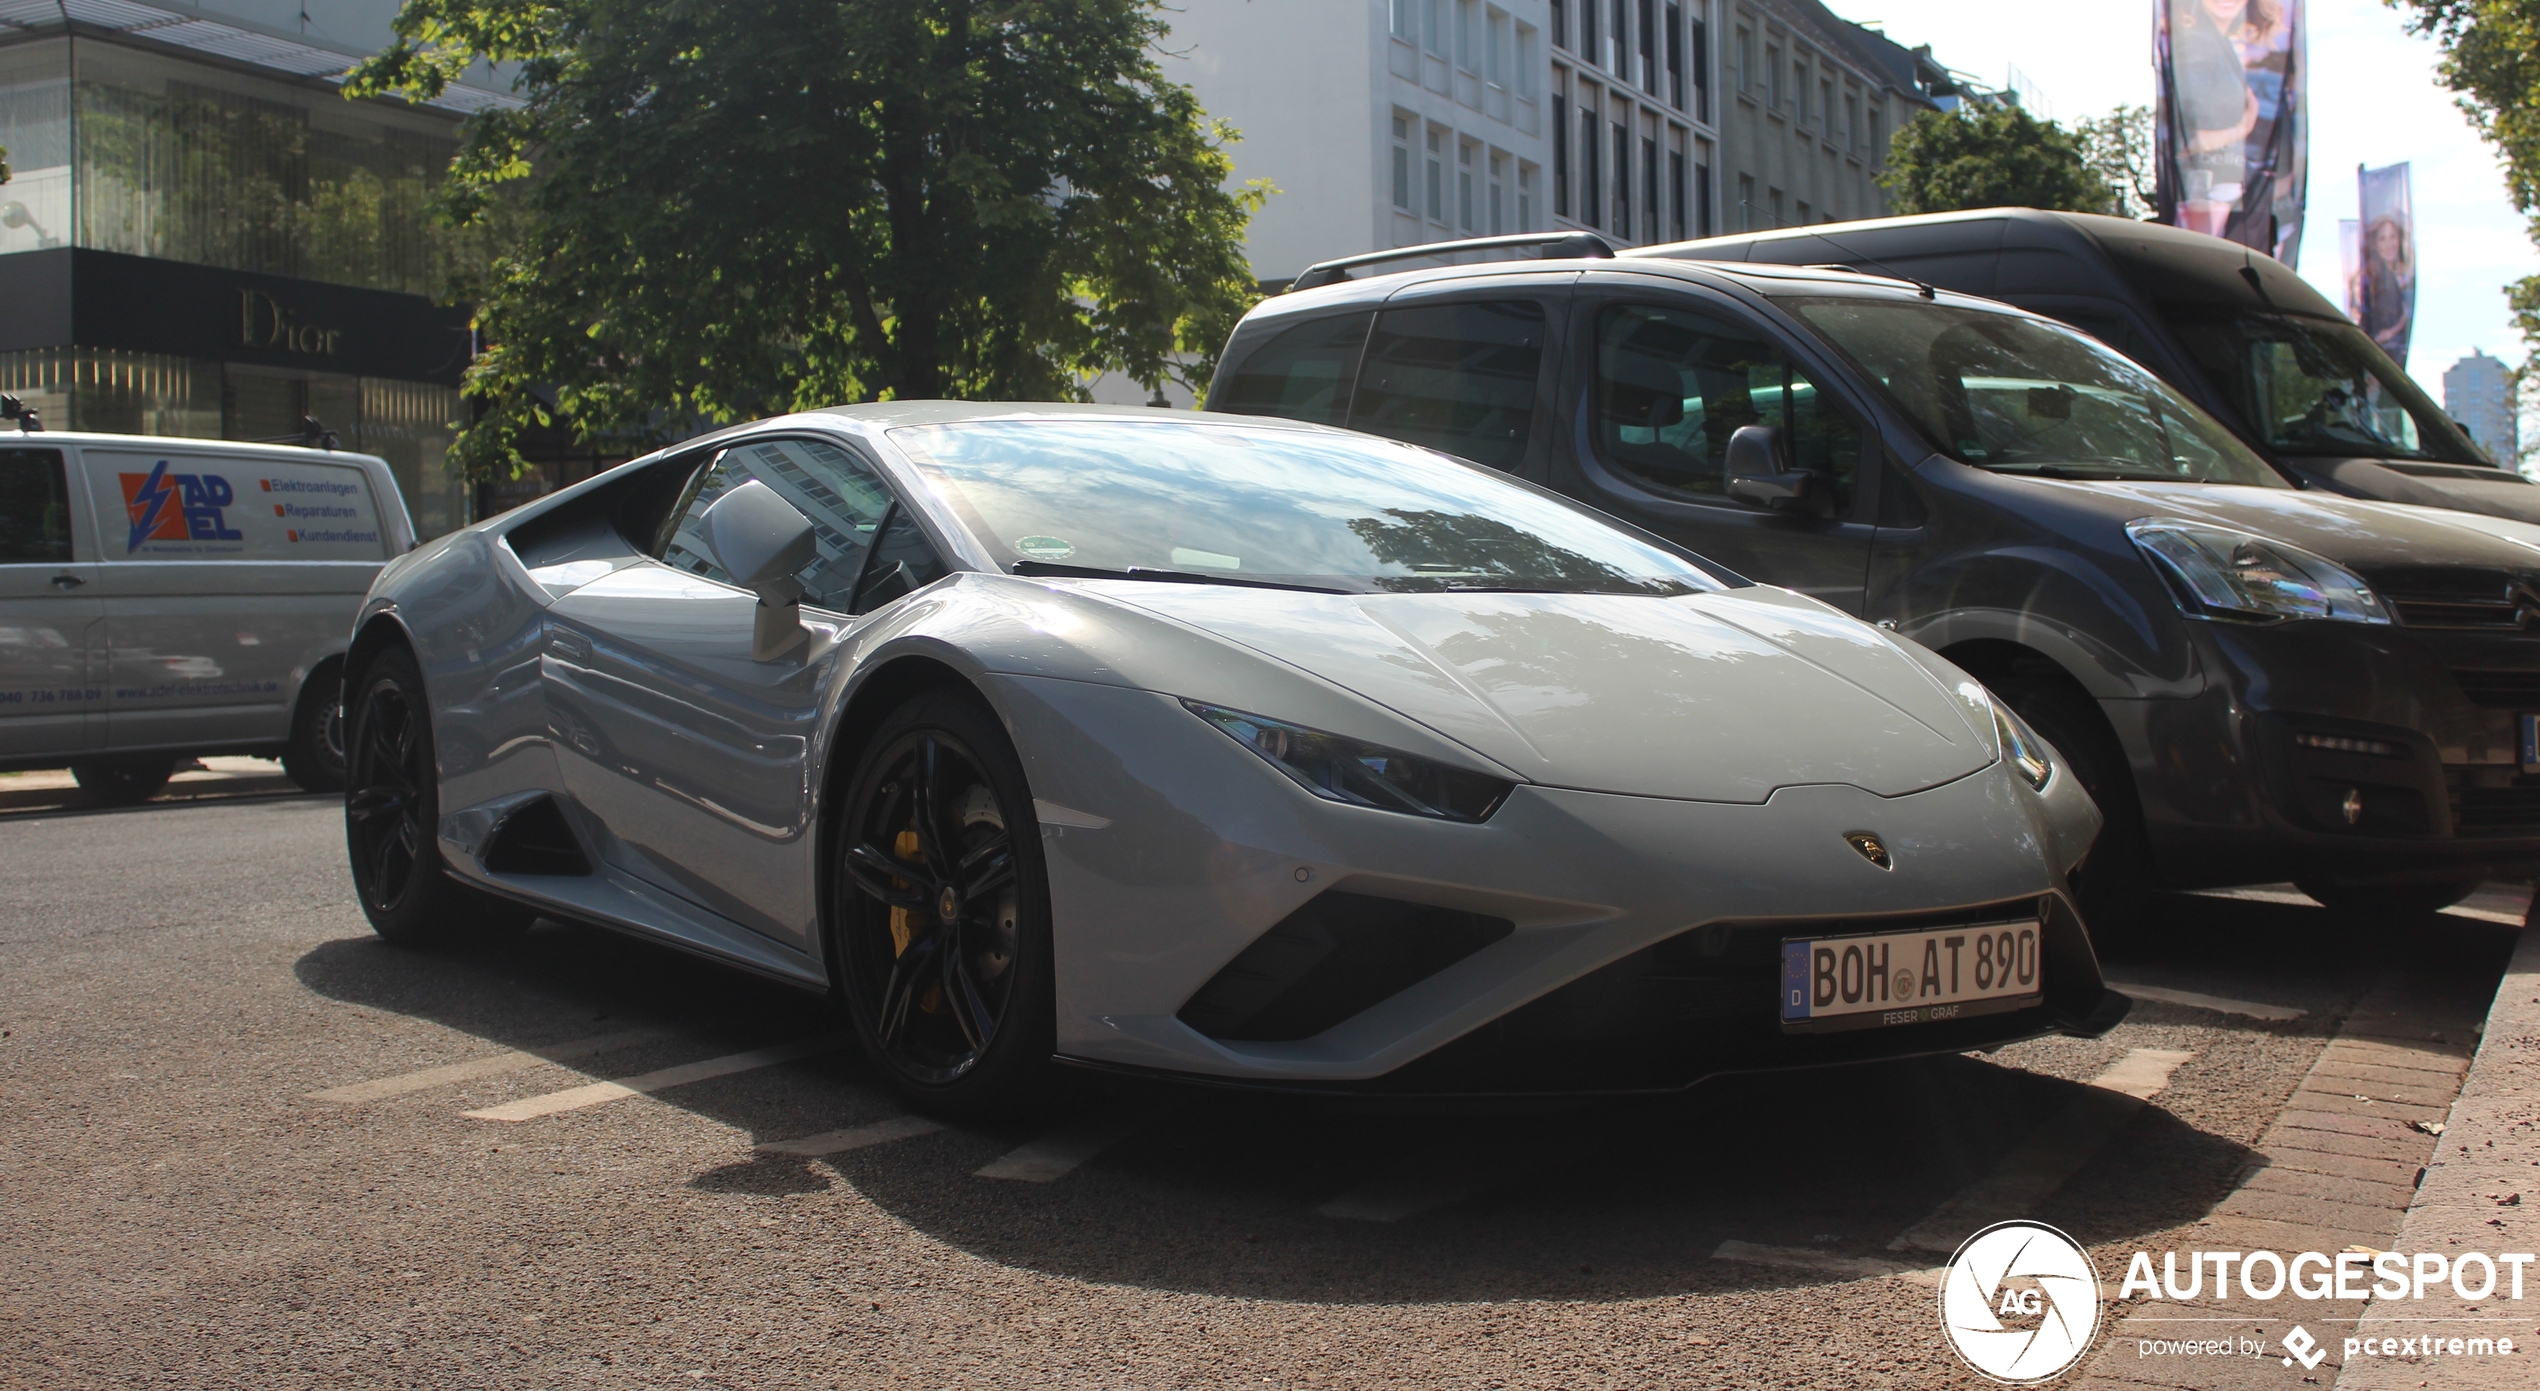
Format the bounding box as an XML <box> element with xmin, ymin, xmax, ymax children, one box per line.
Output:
<box><xmin>2364</xmin><ymin>567</ymin><xmax>2533</xmax><ymax>630</ymax></box>
<box><xmin>481</xmin><ymin>796</ymin><xmax>592</xmax><ymax>876</ymax></box>
<box><xmin>2450</xmin><ymin>669</ymin><xmax>2540</xmax><ymax>710</ymax></box>
<box><xmin>1177</xmin><ymin>892</ymin><xmax>1515</xmax><ymax>1042</ymax></box>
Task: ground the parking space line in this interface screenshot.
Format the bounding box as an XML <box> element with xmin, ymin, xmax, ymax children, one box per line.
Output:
<box><xmin>305</xmin><ymin>1027</ymin><xmax>674</xmax><ymax>1104</ymax></box>
<box><xmin>461</xmin><ymin>1035</ymin><xmax>850</xmax><ymax>1123</ymax></box>
<box><xmin>1888</xmin><ymin>1047</ymin><xmax>2196</xmax><ymax>1254</ymax></box>
<box><xmin>972</xmin><ymin>1116</ymin><xmax>1138</xmax><ymax>1181</ymax></box>
<box><xmin>1711</xmin><ymin>1240</ymin><xmax>1943</xmax><ymax>1288</ymax></box>
<box><xmin>2099</xmin><ymin>980</ymin><xmax>2305</xmax><ymax>1022</ymax></box>
<box><xmin>754</xmin><ymin>1115</ymin><xmax>945</xmax><ymax>1157</ymax></box>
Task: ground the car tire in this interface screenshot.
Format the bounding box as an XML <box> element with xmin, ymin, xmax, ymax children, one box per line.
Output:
<box><xmin>70</xmin><ymin>755</ymin><xmax>178</xmax><ymax>806</ymax></box>
<box><xmin>2293</xmin><ymin>878</ymin><xmax>2483</xmax><ymax>918</ymax></box>
<box><xmin>281</xmin><ymin>659</ymin><xmax>348</xmax><ymax>793</ymax></box>
<box><xmin>1993</xmin><ymin>676</ymin><xmax>2150</xmax><ymax>953</ymax></box>
<box><xmin>831</xmin><ymin>688</ymin><xmax>1057</xmax><ymax>1122</ymax></box>
<box><xmin>344</xmin><ymin>646</ymin><xmax>536</xmax><ymax>947</ymax></box>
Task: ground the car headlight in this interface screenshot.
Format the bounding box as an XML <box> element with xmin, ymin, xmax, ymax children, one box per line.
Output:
<box><xmin>1991</xmin><ymin>699</ymin><xmax>2053</xmax><ymax>792</ymax></box>
<box><xmin>1182</xmin><ymin>700</ymin><xmax>1514</xmax><ymax>822</ymax></box>
<box><xmin>2127</xmin><ymin>519</ymin><xmax>2391</xmax><ymax>625</ymax></box>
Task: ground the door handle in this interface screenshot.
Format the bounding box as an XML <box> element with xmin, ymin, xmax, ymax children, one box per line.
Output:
<box><xmin>49</xmin><ymin>573</ymin><xmax>83</xmax><ymax>590</ymax></box>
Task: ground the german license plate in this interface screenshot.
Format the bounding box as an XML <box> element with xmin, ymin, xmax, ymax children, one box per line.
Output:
<box><xmin>2520</xmin><ymin>713</ymin><xmax>2540</xmax><ymax>774</ymax></box>
<box><xmin>1780</xmin><ymin>919</ymin><xmax>2044</xmax><ymax>1033</ymax></box>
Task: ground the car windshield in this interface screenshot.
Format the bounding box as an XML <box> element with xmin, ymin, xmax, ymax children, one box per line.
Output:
<box><xmin>889</xmin><ymin>418</ymin><xmax>1727</xmax><ymax>596</ymax></box>
<box><xmin>1783</xmin><ymin>296</ymin><xmax>2291</xmax><ymax>487</ymax></box>
<box><xmin>2167</xmin><ymin>310</ymin><xmax>2487</xmax><ymax>465</ymax></box>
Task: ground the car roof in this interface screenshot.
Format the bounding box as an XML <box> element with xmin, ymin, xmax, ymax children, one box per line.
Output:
<box><xmin>1243</xmin><ymin>249</ymin><xmax>1995</xmax><ymax>323</ymax></box>
<box><xmin>6</xmin><ymin>429</ymin><xmax>391</xmax><ymax>466</ymax></box>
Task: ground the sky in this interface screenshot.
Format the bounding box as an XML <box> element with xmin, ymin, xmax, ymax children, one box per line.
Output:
<box><xmin>1861</xmin><ymin>0</ymin><xmax>2537</xmax><ymax>384</ymax></box>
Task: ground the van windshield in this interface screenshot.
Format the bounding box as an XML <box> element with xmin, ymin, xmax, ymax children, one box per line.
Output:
<box><xmin>2167</xmin><ymin>311</ymin><xmax>2489</xmax><ymax>466</ymax></box>
<box><xmin>1784</xmin><ymin>297</ymin><xmax>2291</xmax><ymax>487</ymax></box>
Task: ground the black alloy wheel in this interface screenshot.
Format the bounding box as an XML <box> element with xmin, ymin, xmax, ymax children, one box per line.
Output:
<box><xmin>344</xmin><ymin>647</ymin><xmax>532</xmax><ymax>946</ymax></box>
<box><xmin>834</xmin><ymin>691</ymin><xmax>1054</xmax><ymax>1118</ymax></box>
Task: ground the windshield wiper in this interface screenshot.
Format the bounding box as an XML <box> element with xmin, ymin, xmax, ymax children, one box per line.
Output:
<box><xmin>1008</xmin><ymin>560</ymin><xmax>1355</xmax><ymax>595</ymax></box>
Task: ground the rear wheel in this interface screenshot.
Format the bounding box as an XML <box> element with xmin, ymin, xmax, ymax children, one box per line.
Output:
<box><xmin>282</xmin><ymin>659</ymin><xmax>347</xmax><ymax>793</ymax></box>
<box><xmin>1993</xmin><ymin>677</ymin><xmax>2150</xmax><ymax>952</ymax></box>
<box><xmin>2294</xmin><ymin>878</ymin><xmax>2482</xmax><ymax>918</ymax></box>
<box><xmin>71</xmin><ymin>755</ymin><xmax>176</xmax><ymax>806</ymax></box>
<box><xmin>832</xmin><ymin>690</ymin><xmax>1055</xmax><ymax>1121</ymax></box>
<box><xmin>344</xmin><ymin>647</ymin><xmax>533</xmax><ymax>946</ymax></box>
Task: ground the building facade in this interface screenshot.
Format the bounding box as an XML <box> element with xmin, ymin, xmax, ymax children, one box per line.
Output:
<box><xmin>2443</xmin><ymin>349</ymin><xmax>2519</xmax><ymax>469</ymax></box>
<box><xmin>0</xmin><ymin>2</ymin><xmax>510</xmax><ymax>538</ymax></box>
<box><xmin>1713</xmin><ymin>0</ymin><xmax>1955</xmax><ymax>233</ymax></box>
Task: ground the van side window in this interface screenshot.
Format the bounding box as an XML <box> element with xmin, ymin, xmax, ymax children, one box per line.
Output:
<box><xmin>1349</xmin><ymin>300</ymin><xmax>1547</xmax><ymax>469</ymax></box>
<box><xmin>1593</xmin><ymin>303</ymin><xmax>1861</xmax><ymax>504</ymax></box>
<box><xmin>0</xmin><ymin>449</ymin><xmax>73</xmax><ymax>563</ymax></box>
<box><xmin>1212</xmin><ymin>313</ymin><xmax>1372</xmax><ymax>425</ymax></box>
<box><xmin>660</xmin><ymin>437</ymin><xmax>894</xmax><ymax>612</ymax></box>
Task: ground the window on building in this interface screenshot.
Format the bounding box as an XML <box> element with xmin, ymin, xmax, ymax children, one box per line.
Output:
<box><xmin>1425</xmin><ymin>0</ymin><xmax>1447</xmax><ymax>55</ymax></box>
<box><xmin>1691</xmin><ymin>7</ymin><xmax>1709</xmax><ymax>120</ymax></box>
<box><xmin>1519</xmin><ymin>163</ymin><xmax>1538</xmax><ymax>229</ymax></box>
<box><xmin>1669</xmin><ymin>148</ymin><xmax>1686</xmax><ymax>241</ymax></box>
<box><xmin>1613</xmin><ymin>119</ymin><xmax>1630</xmax><ymax>236</ymax></box>
<box><xmin>1488</xmin><ymin>6</ymin><xmax>1510</xmax><ymax>87</ymax></box>
<box><xmin>1795</xmin><ymin>199</ymin><xmax>1810</xmax><ymax>224</ymax></box>
<box><xmin>1819</xmin><ymin>78</ymin><xmax>1833</xmax><ymax>137</ymax></box>
<box><xmin>1793</xmin><ymin>60</ymin><xmax>1808</xmax><ymax>122</ymax></box>
<box><xmin>1459</xmin><ymin>139</ymin><xmax>1478</xmax><ymax>231</ymax></box>
<box><xmin>1735</xmin><ymin>27</ymin><xmax>1753</xmax><ymax>95</ymax></box>
<box><xmin>1427</xmin><ymin>126</ymin><xmax>1446</xmax><ymax>221</ymax></box>
<box><xmin>1642</xmin><ymin>135</ymin><xmax>1659</xmax><ymax>242</ymax></box>
<box><xmin>1551</xmin><ymin>0</ymin><xmax>1568</xmax><ymax>50</ymax></box>
<box><xmin>1392</xmin><ymin>0</ymin><xmax>1418</xmax><ymax>43</ymax></box>
<box><xmin>1552</xmin><ymin>94</ymin><xmax>1571</xmax><ymax>216</ymax></box>
<box><xmin>1391</xmin><ymin>114</ymin><xmax>1414</xmax><ymax>211</ymax></box>
<box><xmin>1488</xmin><ymin>150</ymin><xmax>1508</xmax><ymax>233</ymax></box>
<box><xmin>1215</xmin><ymin>313</ymin><xmax>1371</xmax><ymax>426</ymax></box>
<box><xmin>1665</xmin><ymin>3</ymin><xmax>1685</xmax><ymax>111</ymax></box>
<box><xmin>1768</xmin><ymin>186</ymin><xmax>1784</xmax><ymax>226</ymax></box>
<box><xmin>1580</xmin><ymin>0</ymin><xmax>1598</xmax><ymax>66</ymax></box>
<box><xmin>1737</xmin><ymin>173</ymin><xmax>1754</xmax><ymax>231</ymax></box>
<box><xmin>1516</xmin><ymin>24</ymin><xmax>1539</xmax><ymax>100</ymax></box>
<box><xmin>1593</xmin><ymin>303</ymin><xmax>1864</xmax><ymax>503</ymax></box>
<box><xmin>1869</xmin><ymin>106</ymin><xmax>1884</xmax><ymax>164</ymax></box>
<box><xmin>1580</xmin><ymin>108</ymin><xmax>1602</xmax><ymax>228</ymax></box>
<box><xmin>1352</xmin><ymin>301</ymin><xmax>1549</xmax><ymax>470</ymax></box>
<box><xmin>1695</xmin><ymin>153</ymin><xmax>1713</xmax><ymax>236</ymax></box>
<box><xmin>1611</xmin><ymin>0</ymin><xmax>1629</xmax><ymax>73</ymax></box>
<box><xmin>1458</xmin><ymin>0</ymin><xmax>1480</xmax><ymax>70</ymax></box>
<box><xmin>1765</xmin><ymin>46</ymin><xmax>1781</xmax><ymax>109</ymax></box>
<box><xmin>1845</xmin><ymin>92</ymin><xmax>1860</xmax><ymax>152</ymax></box>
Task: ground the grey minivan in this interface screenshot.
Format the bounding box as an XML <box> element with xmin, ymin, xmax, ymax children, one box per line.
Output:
<box><xmin>1660</xmin><ymin>209</ymin><xmax>2540</xmax><ymax>524</ymax></box>
<box><xmin>1206</xmin><ymin>236</ymin><xmax>2540</xmax><ymax>930</ymax></box>
<box><xmin>0</xmin><ymin>429</ymin><xmax>413</xmax><ymax>802</ymax></box>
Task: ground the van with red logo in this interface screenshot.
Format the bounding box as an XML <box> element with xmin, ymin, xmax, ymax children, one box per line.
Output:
<box><xmin>0</xmin><ymin>427</ymin><xmax>413</xmax><ymax>801</ymax></box>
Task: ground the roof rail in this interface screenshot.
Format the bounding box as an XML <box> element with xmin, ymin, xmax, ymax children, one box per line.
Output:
<box><xmin>1289</xmin><ymin>232</ymin><xmax>1616</xmax><ymax>292</ymax></box>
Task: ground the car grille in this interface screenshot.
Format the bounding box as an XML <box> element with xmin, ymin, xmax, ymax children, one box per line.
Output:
<box><xmin>2448</xmin><ymin>669</ymin><xmax>2540</xmax><ymax>709</ymax></box>
<box><xmin>2446</xmin><ymin>767</ymin><xmax>2540</xmax><ymax>833</ymax></box>
<box><xmin>2364</xmin><ymin>566</ymin><xmax>2540</xmax><ymax>630</ymax></box>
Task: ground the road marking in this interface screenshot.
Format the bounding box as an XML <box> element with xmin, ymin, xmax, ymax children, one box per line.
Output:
<box><xmin>305</xmin><ymin>1027</ymin><xmax>673</xmax><ymax>1104</ymax></box>
<box><xmin>972</xmin><ymin>1116</ymin><xmax>1138</xmax><ymax>1182</ymax></box>
<box><xmin>461</xmin><ymin>1035</ymin><xmax>850</xmax><ymax>1123</ymax></box>
<box><xmin>1712</xmin><ymin>1240</ymin><xmax>1943</xmax><ymax>1288</ymax></box>
<box><xmin>755</xmin><ymin>1115</ymin><xmax>945</xmax><ymax>1157</ymax></box>
<box><xmin>2100</xmin><ymin>980</ymin><xmax>2305</xmax><ymax>1022</ymax></box>
<box><xmin>1889</xmin><ymin>1047</ymin><xmax>2196</xmax><ymax>1254</ymax></box>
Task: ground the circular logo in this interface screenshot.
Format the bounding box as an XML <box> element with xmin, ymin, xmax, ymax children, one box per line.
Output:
<box><xmin>1013</xmin><ymin>535</ymin><xmax>1076</xmax><ymax>561</ymax></box>
<box><xmin>1938</xmin><ymin>1221</ymin><xmax>2102</xmax><ymax>1384</ymax></box>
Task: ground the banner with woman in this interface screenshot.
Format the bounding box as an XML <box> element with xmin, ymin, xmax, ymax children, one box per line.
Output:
<box><xmin>2351</xmin><ymin>162</ymin><xmax>2416</xmax><ymax>366</ymax></box>
<box><xmin>2155</xmin><ymin>0</ymin><xmax>2308</xmax><ymax>265</ymax></box>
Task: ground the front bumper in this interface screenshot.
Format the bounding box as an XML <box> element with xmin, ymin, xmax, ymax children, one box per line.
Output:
<box><xmin>992</xmin><ymin>673</ymin><xmax>2113</xmax><ymax>1091</ymax></box>
<box><xmin>2119</xmin><ymin>618</ymin><xmax>2540</xmax><ymax>889</ymax></box>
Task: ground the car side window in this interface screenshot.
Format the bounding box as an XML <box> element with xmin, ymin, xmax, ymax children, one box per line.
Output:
<box><xmin>1348</xmin><ymin>300</ymin><xmax>1546</xmax><ymax>469</ymax></box>
<box><xmin>1594</xmin><ymin>303</ymin><xmax>1863</xmax><ymax>505</ymax></box>
<box><xmin>0</xmin><ymin>449</ymin><xmax>73</xmax><ymax>564</ymax></box>
<box><xmin>1212</xmin><ymin>313</ymin><xmax>1371</xmax><ymax>425</ymax></box>
<box><xmin>849</xmin><ymin>504</ymin><xmax>950</xmax><ymax>614</ymax></box>
<box><xmin>659</xmin><ymin>437</ymin><xmax>894</xmax><ymax>612</ymax></box>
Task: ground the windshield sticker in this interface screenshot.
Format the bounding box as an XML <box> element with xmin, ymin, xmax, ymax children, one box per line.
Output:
<box><xmin>1014</xmin><ymin>535</ymin><xmax>1077</xmax><ymax>561</ymax></box>
<box><xmin>1169</xmin><ymin>547</ymin><xmax>1241</xmax><ymax>571</ymax></box>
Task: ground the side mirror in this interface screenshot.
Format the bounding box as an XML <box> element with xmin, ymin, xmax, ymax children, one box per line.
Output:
<box><xmin>700</xmin><ymin>480</ymin><xmax>817</xmax><ymax>660</ymax></box>
<box><xmin>1723</xmin><ymin>425</ymin><xmax>1828</xmax><ymax>516</ymax></box>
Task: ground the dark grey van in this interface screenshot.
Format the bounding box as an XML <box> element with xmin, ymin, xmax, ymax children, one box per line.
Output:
<box><xmin>1657</xmin><ymin>209</ymin><xmax>2540</xmax><ymax>523</ymax></box>
<box><xmin>1206</xmin><ymin>237</ymin><xmax>2540</xmax><ymax>929</ymax></box>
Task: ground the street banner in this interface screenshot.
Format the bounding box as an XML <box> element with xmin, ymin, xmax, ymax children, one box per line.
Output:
<box><xmin>2339</xmin><ymin>218</ymin><xmax>2361</xmax><ymax>320</ymax></box>
<box><xmin>2352</xmin><ymin>162</ymin><xmax>2416</xmax><ymax>366</ymax></box>
<box><xmin>2155</xmin><ymin>0</ymin><xmax>2309</xmax><ymax>265</ymax></box>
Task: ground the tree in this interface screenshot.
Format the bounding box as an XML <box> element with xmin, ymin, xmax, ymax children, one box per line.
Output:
<box><xmin>2393</xmin><ymin>1</ymin><xmax>2540</xmax><ymax>364</ymax></box>
<box><xmin>346</xmin><ymin>0</ymin><xmax>1267</xmax><ymax>475</ymax></box>
<box><xmin>2074</xmin><ymin>105</ymin><xmax>2155</xmax><ymax>220</ymax></box>
<box><xmin>1877</xmin><ymin>101</ymin><xmax>2117</xmax><ymax>218</ymax></box>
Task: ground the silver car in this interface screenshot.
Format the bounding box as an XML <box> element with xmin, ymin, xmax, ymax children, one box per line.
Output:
<box><xmin>342</xmin><ymin>403</ymin><xmax>2120</xmax><ymax>1116</ymax></box>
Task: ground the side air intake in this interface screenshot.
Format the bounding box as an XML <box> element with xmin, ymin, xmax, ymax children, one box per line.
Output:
<box><xmin>480</xmin><ymin>796</ymin><xmax>592</xmax><ymax>876</ymax></box>
<box><xmin>1177</xmin><ymin>892</ymin><xmax>1514</xmax><ymax>1042</ymax></box>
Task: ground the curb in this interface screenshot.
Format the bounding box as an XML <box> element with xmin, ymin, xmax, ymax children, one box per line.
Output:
<box><xmin>2333</xmin><ymin>916</ymin><xmax>2540</xmax><ymax>1391</ymax></box>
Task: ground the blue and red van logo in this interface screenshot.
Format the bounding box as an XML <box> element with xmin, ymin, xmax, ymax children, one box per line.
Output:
<box><xmin>120</xmin><ymin>460</ymin><xmax>243</xmax><ymax>551</ymax></box>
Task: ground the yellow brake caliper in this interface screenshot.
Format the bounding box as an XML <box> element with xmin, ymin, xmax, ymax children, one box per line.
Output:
<box><xmin>888</xmin><ymin>828</ymin><xmax>921</xmax><ymax>957</ymax></box>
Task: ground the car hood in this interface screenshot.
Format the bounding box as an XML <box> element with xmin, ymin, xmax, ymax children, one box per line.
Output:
<box><xmin>2278</xmin><ymin>456</ymin><xmax>2540</xmax><ymax>525</ymax></box>
<box><xmin>2053</xmin><ymin>481</ymin><xmax>2540</xmax><ymax>573</ymax></box>
<box><xmin>1100</xmin><ymin>584</ymin><xmax>1996</xmax><ymax>801</ymax></box>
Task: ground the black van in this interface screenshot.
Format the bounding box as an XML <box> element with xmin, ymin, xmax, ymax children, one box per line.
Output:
<box><xmin>1205</xmin><ymin>235</ymin><xmax>2540</xmax><ymax>930</ymax></box>
<box><xmin>1657</xmin><ymin>209</ymin><xmax>2540</xmax><ymax>524</ymax></box>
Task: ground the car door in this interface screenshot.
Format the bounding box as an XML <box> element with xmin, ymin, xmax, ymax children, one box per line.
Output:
<box><xmin>0</xmin><ymin>444</ymin><xmax>102</xmax><ymax>759</ymax></box>
<box><xmin>542</xmin><ymin>433</ymin><xmax>942</xmax><ymax>951</ymax></box>
<box><xmin>1556</xmin><ymin>280</ymin><xmax>1882</xmax><ymax>612</ymax></box>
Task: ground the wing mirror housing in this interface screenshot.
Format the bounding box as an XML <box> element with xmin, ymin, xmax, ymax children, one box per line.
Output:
<box><xmin>700</xmin><ymin>480</ymin><xmax>818</xmax><ymax>660</ymax></box>
<box><xmin>1723</xmin><ymin>425</ymin><xmax>1831</xmax><ymax>517</ymax></box>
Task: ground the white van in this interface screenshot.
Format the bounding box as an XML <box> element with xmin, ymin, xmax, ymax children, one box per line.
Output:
<box><xmin>0</xmin><ymin>430</ymin><xmax>415</xmax><ymax>803</ymax></box>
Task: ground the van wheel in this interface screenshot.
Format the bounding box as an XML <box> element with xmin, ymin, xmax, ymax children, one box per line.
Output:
<box><xmin>282</xmin><ymin>660</ymin><xmax>347</xmax><ymax>793</ymax></box>
<box><xmin>1993</xmin><ymin>677</ymin><xmax>2150</xmax><ymax>953</ymax></box>
<box><xmin>71</xmin><ymin>756</ymin><xmax>177</xmax><ymax>806</ymax></box>
<box><xmin>2293</xmin><ymin>878</ymin><xmax>2482</xmax><ymax>918</ymax></box>
<box><xmin>345</xmin><ymin>647</ymin><xmax>535</xmax><ymax>947</ymax></box>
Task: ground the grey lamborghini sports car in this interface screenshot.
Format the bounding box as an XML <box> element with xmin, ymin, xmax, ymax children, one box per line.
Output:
<box><xmin>342</xmin><ymin>403</ymin><xmax>2123</xmax><ymax>1114</ymax></box>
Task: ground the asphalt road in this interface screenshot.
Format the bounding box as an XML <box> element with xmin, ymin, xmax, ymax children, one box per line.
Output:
<box><xmin>0</xmin><ymin>792</ymin><xmax>2523</xmax><ymax>1390</ymax></box>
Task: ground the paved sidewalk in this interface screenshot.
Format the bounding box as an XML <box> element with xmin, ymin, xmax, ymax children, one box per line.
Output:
<box><xmin>2336</xmin><ymin>918</ymin><xmax>2540</xmax><ymax>1391</ymax></box>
